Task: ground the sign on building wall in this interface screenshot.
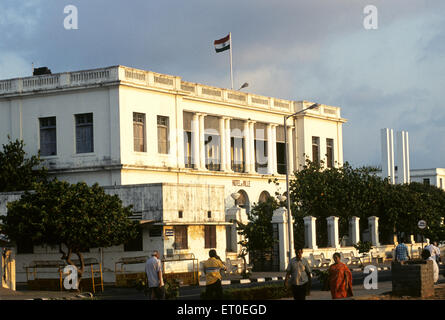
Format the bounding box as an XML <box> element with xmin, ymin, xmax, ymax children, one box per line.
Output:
<box><xmin>232</xmin><ymin>180</ymin><xmax>251</xmax><ymax>187</ymax></box>
<box><xmin>165</xmin><ymin>229</ymin><xmax>175</xmax><ymax>237</ymax></box>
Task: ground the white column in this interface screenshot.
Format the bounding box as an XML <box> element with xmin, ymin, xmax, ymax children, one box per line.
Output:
<box><xmin>226</xmin><ymin>206</ymin><xmax>248</xmax><ymax>256</ymax></box>
<box><xmin>409</xmin><ymin>234</ymin><xmax>415</xmax><ymax>244</ymax></box>
<box><xmin>249</xmin><ymin>121</ymin><xmax>256</xmax><ymax>173</ymax></box>
<box><xmin>381</xmin><ymin>128</ymin><xmax>395</xmax><ymax>184</ymax></box>
<box><xmin>192</xmin><ymin>113</ymin><xmax>200</xmax><ymax>169</ymax></box>
<box><xmin>272</xmin><ymin>207</ymin><xmax>291</xmax><ymax>271</ymax></box>
<box><xmin>287</xmin><ymin>126</ymin><xmax>294</xmax><ymax>174</ymax></box>
<box><xmin>225</xmin><ymin>118</ymin><xmax>232</xmax><ymax>172</ymax></box>
<box><xmin>243</xmin><ymin>121</ymin><xmax>251</xmax><ymax>173</ymax></box>
<box><xmin>396</xmin><ymin>131</ymin><xmax>410</xmax><ymax>184</ymax></box>
<box><xmin>271</xmin><ymin>125</ymin><xmax>277</xmax><ymax>174</ymax></box>
<box><xmin>303</xmin><ymin>216</ymin><xmax>317</xmax><ymax>249</ymax></box>
<box><xmin>368</xmin><ymin>216</ymin><xmax>380</xmax><ymax>247</ymax></box>
<box><xmin>350</xmin><ymin>216</ymin><xmax>360</xmax><ymax>245</ymax></box>
<box><xmin>267</xmin><ymin>124</ymin><xmax>274</xmax><ymax>175</ymax></box>
<box><xmin>219</xmin><ymin>117</ymin><xmax>226</xmax><ymax>171</ymax></box>
<box><xmin>327</xmin><ymin>216</ymin><xmax>340</xmax><ymax>249</ymax></box>
<box><xmin>199</xmin><ymin>114</ymin><xmax>206</xmax><ymax>170</ymax></box>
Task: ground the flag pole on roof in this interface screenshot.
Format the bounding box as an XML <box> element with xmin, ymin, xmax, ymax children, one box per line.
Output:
<box><xmin>214</xmin><ymin>32</ymin><xmax>234</xmax><ymax>90</ymax></box>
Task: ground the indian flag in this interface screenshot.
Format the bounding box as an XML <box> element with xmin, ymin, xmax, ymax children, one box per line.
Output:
<box><xmin>214</xmin><ymin>34</ymin><xmax>230</xmax><ymax>53</ymax></box>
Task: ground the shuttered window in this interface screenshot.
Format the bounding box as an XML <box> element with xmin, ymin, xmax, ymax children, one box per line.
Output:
<box><xmin>326</xmin><ymin>138</ymin><xmax>334</xmax><ymax>168</ymax></box>
<box><xmin>312</xmin><ymin>136</ymin><xmax>320</xmax><ymax>165</ymax></box>
<box><xmin>204</xmin><ymin>225</ymin><xmax>217</xmax><ymax>249</ymax></box>
<box><xmin>75</xmin><ymin>113</ymin><xmax>94</xmax><ymax>153</ymax></box>
<box><xmin>158</xmin><ymin>116</ymin><xmax>169</xmax><ymax>154</ymax></box>
<box><xmin>39</xmin><ymin>117</ymin><xmax>57</xmax><ymax>156</ymax></box>
<box><xmin>174</xmin><ymin>226</ymin><xmax>188</xmax><ymax>249</ymax></box>
<box><xmin>133</xmin><ymin>113</ymin><xmax>146</xmax><ymax>152</ymax></box>
<box><xmin>183</xmin><ymin>112</ymin><xmax>194</xmax><ymax>168</ymax></box>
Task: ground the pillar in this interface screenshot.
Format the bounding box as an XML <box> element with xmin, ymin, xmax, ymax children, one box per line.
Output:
<box><xmin>243</xmin><ymin>121</ymin><xmax>251</xmax><ymax>173</ymax></box>
<box><xmin>219</xmin><ymin>117</ymin><xmax>226</xmax><ymax>171</ymax></box>
<box><xmin>409</xmin><ymin>234</ymin><xmax>415</xmax><ymax>244</ymax></box>
<box><xmin>396</xmin><ymin>131</ymin><xmax>410</xmax><ymax>184</ymax></box>
<box><xmin>287</xmin><ymin>126</ymin><xmax>294</xmax><ymax>174</ymax></box>
<box><xmin>381</xmin><ymin>128</ymin><xmax>395</xmax><ymax>184</ymax></box>
<box><xmin>224</xmin><ymin>118</ymin><xmax>232</xmax><ymax>172</ymax></box>
<box><xmin>350</xmin><ymin>216</ymin><xmax>360</xmax><ymax>245</ymax></box>
<box><xmin>1</xmin><ymin>248</ymin><xmax>16</xmax><ymax>291</ymax></box>
<box><xmin>226</xmin><ymin>206</ymin><xmax>249</xmax><ymax>261</ymax></box>
<box><xmin>271</xmin><ymin>124</ymin><xmax>277</xmax><ymax>174</ymax></box>
<box><xmin>192</xmin><ymin>113</ymin><xmax>200</xmax><ymax>169</ymax></box>
<box><xmin>327</xmin><ymin>216</ymin><xmax>340</xmax><ymax>249</ymax></box>
<box><xmin>267</xmin><ymin>124</ymin><xmax>274</xmax><ymax>175</ymax></box>
<box><xmin>249</xmin><ymin>121</ymin><xmax>256</xmax><ymax>173</ymax></box>
<box><xmin>368</xmin><ymin>216</ymin><xmax>380</xmax><ymax>247</ymax></box>
<box><xmin>199</xmin><ymin>114</ymin><xmax>206</xmax><ymax>170</ymax></box>
<box><xmin>303</xmin><ymin>216</ymin><xmax>317</xmax><ymax>249</ymax></box>
<box><xmin>272</xmin><ymin>207</ymin><xmax>292</xmax><ymax>271</ymax></box>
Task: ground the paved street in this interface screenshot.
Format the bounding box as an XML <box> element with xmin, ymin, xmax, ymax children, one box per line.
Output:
<box><xmin>2</xmin><ymin>265</ymin><xmax>444</xmax><ymax>300</ymax></box>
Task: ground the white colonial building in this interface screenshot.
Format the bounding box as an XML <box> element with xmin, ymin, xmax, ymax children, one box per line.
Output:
<box><xmin>0</xmin><ymin>65</ymin><xmax>347</xmax><ymax>282</ymax></box>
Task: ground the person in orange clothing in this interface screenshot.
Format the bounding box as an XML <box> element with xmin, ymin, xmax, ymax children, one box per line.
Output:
<box><xmin>328</xmin><ymin>252</ymin><xmax>353</xmax><ymax>299</ymax></box>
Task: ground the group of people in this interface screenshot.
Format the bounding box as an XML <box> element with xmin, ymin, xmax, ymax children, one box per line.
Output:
<box><xmin>145</xmin><ymin>240</ymin><xmax>441</xmax><ymax>301</ymax></box>
<box><xmin>284</xmin><ymin>248</ymin><xmax>353</xmax><ymax>300</ymax></box>
<box><xmin>144</xmin><ymin>249</ymin><xmax>227</xmax><ymax>300</ymax></box>
<box><xmin>395</xmin><ymin>238</ymin><xmax>441</xmax><ymax>283</ymax></box>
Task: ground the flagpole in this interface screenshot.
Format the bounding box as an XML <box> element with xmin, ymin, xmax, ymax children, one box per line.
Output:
<box><xmin>229</xmin><ymin>32</ymin><xmax>234</xmax><ymax>90</ymax></box>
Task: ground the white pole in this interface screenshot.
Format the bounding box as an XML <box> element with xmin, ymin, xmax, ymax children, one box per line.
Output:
<box><xmin>229</xmin><ymin>32</ymin><xmax>234</xmax><ymax>90</ymax></box>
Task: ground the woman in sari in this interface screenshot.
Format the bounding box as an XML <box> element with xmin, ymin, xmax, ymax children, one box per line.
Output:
<box><xmin>328</xmin><ymin>252</ymin><xmax>353</xmax><ymax>299</ymax></box>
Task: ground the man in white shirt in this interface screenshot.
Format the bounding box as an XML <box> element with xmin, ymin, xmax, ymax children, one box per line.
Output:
<box><xmin>145</xmin><ymin>250</ymin><xmax>165</xmax><ymax>300</ymax></box>
<box><xmin>425</xmin><ymin>241</ymin><xmax>441</xmax><ymax>266</ymax></box>
<box><xmin>284</xmin><ymin>247</ymin><xmax>312</xmax><ymax>300</ymax></box>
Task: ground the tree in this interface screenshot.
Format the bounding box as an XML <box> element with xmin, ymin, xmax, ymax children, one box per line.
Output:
<box><xmin>0</xmin><ymin>180</ymin><xmax>139</xmax><ymax>288</ymax></box>
<box><xmin>290</xmin><ymin>160</ymin><xmax>387</xmax><ymax>246</ymax></box>
<box><xmin>237</xmin><ymin>195</ymin><xmax>281</xmax><ymax>271</ymax></box>
<box><xmin>0</xmin><ymin>137</ymin><xmax>47</xmax><ymax>192</ymax></box>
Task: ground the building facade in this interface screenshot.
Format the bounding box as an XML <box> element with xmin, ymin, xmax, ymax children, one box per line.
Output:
<box><xmin>0</xmin><ymin>66</ymin><xmax>346</xmax><ymax>280</ymax></box>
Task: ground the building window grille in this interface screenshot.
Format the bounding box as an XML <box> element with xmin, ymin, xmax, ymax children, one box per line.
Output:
<box><xmin>75</xmin><ymin>113</ymin><xmax>94</xmax><ymax>153</ymax></box>
<box><xmin>157</xmin><ymin>115</ymin><xmax>169</xmax><ymax>154</ymax></box>
<box><xmin>39</xmin><ymin>117</ymin><xmax>57</xmax><ymax>156</ymax></box>
<box><xmin>133</xmin><ymin>113</ymin><xmax>146</xmax><ymax>152</ymax></box>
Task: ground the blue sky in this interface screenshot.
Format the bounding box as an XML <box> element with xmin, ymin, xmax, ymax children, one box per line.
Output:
<box><xmin>1</xmin><ymin>0</ymin><xmax>444</xmax><ymax>169</ymax></box>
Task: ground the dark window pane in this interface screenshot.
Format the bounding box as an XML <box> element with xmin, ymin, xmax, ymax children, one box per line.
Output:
<box><xmin>75</xmin><ymin>113</ymin><xmax>94</xmax><ymax>153</ymax></box>
<box><xmin>133</xmin><ymin>112</ymin><xmax>146</xmax><ymax>152</ymax></box>
<box><xmin>157</xmin><ymin>116</ymin><xmax>169</xmax><ymax>154</ymax></box>
<box><xmin>205</xmin><ymin>225</ymin><xmax>216</xmax><ymax>249</ymax></box>
<box><xmin>39</xmin><ymin>117</ymin><xmax>57</xmax><ymax>156</ymax></box>
<box><xmin>124</xmin><ymin>227</ymin><xmax>143</xmax><ymax>252</ymax></box>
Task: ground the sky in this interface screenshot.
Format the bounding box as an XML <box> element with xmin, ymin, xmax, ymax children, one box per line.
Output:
<box><xmin>0</xmin><ymin>0</ymin><xmax>444</xmax><ymax>169</ymax></box>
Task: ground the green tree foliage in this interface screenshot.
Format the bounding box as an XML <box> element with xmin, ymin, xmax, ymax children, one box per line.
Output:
<box><xmin>0</xmin><ymin>137</ymin><xmax>47</xmax><ymax>192</ymax></box>
<box><xmin>0</xmin><ymin>180</ymin><xmax>139</xmax><ymax>286</ymax></box>
<box><xmin>290</xmin><ymin>160</ymin><xmax>445</xmax><ymax>244</ymax></box>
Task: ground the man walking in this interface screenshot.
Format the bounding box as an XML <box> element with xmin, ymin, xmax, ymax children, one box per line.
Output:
<box><xmin>284</xmin><ymin>247</ymin><xmax>312</xmax><ymax>300</ymax></box>
<box><xmin>395</xmin><ymin>238</ymin><xmax>410</xmax><ymax>262</ymax></box>
<box><xmin>425</xmin><ymin>241</ymin><xmax>441</xmax><ymax>266</ymax></box>
<box><xmin>203</xmin><ymin>249</ymin><xmax>226</xmax><ymax>299</ymax></box>
<box><xmin>145</xmin><ymin>250</ymin><xmax>165</xmax><ymax>300</ymax></box>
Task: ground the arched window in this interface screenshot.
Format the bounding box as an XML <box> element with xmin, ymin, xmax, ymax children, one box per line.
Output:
<box><xmin>258</xmin><ymin>191</ymin><xmax>271</xmax><ymax>203</ymax></box>
<box><xmin>236</xmin><ymin>190</ymin><xmax>250</xmax><ymax>212</ymax></box>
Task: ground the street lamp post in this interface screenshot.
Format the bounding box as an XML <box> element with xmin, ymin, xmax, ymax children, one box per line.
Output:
<box><xmin>284</xmin><ymin>103</ymin><xmax>319</xmax><ymax>264</ymax></box>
